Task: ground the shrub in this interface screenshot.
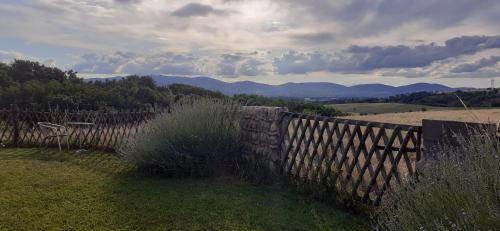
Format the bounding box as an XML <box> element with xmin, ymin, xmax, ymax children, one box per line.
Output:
<box><xmin>119</xmin><ymin>98</ymin><xmax>241</xmax><ymax>176</ymax></box>
<box><xmin>373</xmin><ymin>132</ymin><xmax>500</xmax><ymax>230</ymax></box>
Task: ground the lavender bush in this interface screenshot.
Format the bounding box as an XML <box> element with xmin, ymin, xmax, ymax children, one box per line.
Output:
<box><xmin>373</xmin><ymin>131</ymin><xmax>499</xmax><ymax>230</ymax></box>
<box><xmin>119</xmin><ymin>98</ymin><xmax>241</xmax><ymax>176</ymax></box>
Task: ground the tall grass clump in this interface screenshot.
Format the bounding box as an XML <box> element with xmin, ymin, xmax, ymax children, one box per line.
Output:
<box><xmin>119</xmin><ymin>98</ymin><xmax>241</xmax><ymax>176</ymax></box>
<box><xmin>373</xmin><ymin>131</ymin><xmax>500</xmax><ymax>230</ymax></box>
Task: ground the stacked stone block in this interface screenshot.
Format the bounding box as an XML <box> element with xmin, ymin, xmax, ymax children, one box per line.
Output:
<box><xmin>239</xmin><ymin>106</ymin><xmax>288</xmax><ymax>183</ymax></box>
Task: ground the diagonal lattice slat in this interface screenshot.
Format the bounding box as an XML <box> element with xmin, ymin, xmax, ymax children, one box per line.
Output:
<box><xmin>279</xmin><ymin>112</ymin><xmax>422</xmax><ymax>205</ymax></box>
<box><xmin>0</xmin><ymin>107</ymin><xmax>165</xmax><ymax>151</ymax></box>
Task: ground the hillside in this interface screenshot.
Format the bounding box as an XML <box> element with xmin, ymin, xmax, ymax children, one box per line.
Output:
<box><xmin>87</xmin><ymin>75</ymin><xmax>455</xmax><ymax>99</ymax></box>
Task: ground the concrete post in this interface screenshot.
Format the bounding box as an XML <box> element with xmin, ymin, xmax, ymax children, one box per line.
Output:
<box><xmin>422</xmin><ymin>119</ymin><xmax>497</xmax><ymax>160</ymax></box>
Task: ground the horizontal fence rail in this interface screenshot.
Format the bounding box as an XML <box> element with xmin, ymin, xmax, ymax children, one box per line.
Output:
<box><xmin>0</xmin><ymin>107</ymin><xmax>166</xmax><ymax>151</ymax></box>
<box><xmin>278</xmin><ymin>112</ymin><xmax>422</xmax><ymax>205</ymax></box>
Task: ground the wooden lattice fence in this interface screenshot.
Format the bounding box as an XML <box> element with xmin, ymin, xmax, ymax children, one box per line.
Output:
<box><xmin>0</xmin><ymin>107</ymin><xmax>166</xmax><ymax>151</ymax></box>
<box><xmin>279</xmin><ymin>112</ymin><xmax>422</xmax><ymax>205</ymax></box>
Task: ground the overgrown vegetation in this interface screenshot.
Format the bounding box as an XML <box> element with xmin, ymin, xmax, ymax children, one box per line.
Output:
<box><xmin>373</xmin><ymin>132</ymin><xmax>500</xmax><ymax>230</ymax></box>
<box><xmin>119</xmin><ymin>98</ymin><xmax>241</xmax><ymax>176</ymax></box>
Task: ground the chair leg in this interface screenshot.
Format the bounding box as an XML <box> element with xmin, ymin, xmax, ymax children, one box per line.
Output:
<box><xmin>56</xmin><ymin>136</ymin><xmax>62</xmax><ymax>152</ymax></box>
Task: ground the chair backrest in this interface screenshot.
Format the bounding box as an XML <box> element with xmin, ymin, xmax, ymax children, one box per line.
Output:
<box><xmin>38</xmin><ymin>122</ymin><xmax>67</xmax><ymax>137</ymax></box>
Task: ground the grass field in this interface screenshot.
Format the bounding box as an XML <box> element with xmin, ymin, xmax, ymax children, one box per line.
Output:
<box><xmin>343</xmin><ymin>109</ymin><xmax>500</xmax><ymax>125</ymax></box>
<box><xmin>328</xmin><ymin>103</ymin><xmax>457</xmax><ymax>115</ymax></box>
<box><xmin>0</xmin><ymin>148</ymin><xmax>366</xmax><ymax>231</ymax></box>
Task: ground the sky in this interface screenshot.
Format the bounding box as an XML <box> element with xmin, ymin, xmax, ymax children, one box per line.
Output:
<box><xmin>0</xmin><ymin>0</ymin><xmax>499</xmax><ymax>88</ymax></box>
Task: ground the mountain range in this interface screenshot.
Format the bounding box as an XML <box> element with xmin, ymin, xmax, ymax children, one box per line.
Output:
<box><xmin>87</xmin><ymin>75</ymin><xmax>455</xmax><ymax>98</ymax></box>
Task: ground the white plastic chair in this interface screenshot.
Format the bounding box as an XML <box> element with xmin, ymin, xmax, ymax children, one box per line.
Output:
<box><xmin>38</xmin><ymin>122</ymin><xmax>70</xmax><ymax>152</ymax></box>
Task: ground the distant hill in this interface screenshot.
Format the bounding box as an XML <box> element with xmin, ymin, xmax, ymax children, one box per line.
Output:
<box><xmin>86</xmin><ymin>75</ymin><xmax>455</xmax><ymax>98</ymax></box>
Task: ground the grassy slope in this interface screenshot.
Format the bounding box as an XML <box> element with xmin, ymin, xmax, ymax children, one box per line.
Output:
<box><xmin>0</xmin><ymin>148</ymin><xmax>366</xmax><ymax>231</ymax></box>
<box><xmin>328</xmin><ymin>103</ymin><xmax>456</xmax><ymax>115</ymax></box>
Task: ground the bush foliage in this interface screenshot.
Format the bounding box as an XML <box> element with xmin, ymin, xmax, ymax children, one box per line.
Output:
<box><xmin>373</xmin><ymin>132</ymin><xmax>500</xmax><ymax>230</ymax></box>
<box><xmin>119</xmin><ymin>98</ymin><xmax>241</xmax><ymax>176</ymax></box>
<box><xmin>0</xmin><ymin>60</ymin><xmax>176</xmax><ymax>110</ymax></box>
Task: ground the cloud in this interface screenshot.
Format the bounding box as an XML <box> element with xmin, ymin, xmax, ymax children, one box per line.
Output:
<box><xmin>0</xmin><ymin>50</ymin><xmax>25</xmax><ymax>63</ymax></box>
<box><xmin>42</xmin><ymin>58</ymin><xmax>57</xmax><ymax>67</ymax></box>
<box><xmin>0</xmin><ymin>50</ymin><xmax>56</xmax><ymax>67</ymax></box>
<box><xmin>273</xmin><ymin>35</ymin><xmax>500</xmax><ymax>74</ymax></box>
<box><xmin>272</xmin><ymin>51</ymin><xmax>332</xmax><ymax>74</ymax></box>
<box><xmin>289</xmin><ymin>32</ymin><xmax>334</xmax><ymax>44</ymax></box>
<box><xmin>450</xmin><ymin>56</ymin><xmax>500</xmax><ymax>73</ymax></box>
<box><xmin>442</xmin><ymin>70</ymin><xmax>500</xmax><ymax>78</ymax></box>
<box><xmin>281</xmin><ymin>0</ymin><xmax>500</xmax><ymax>36</ymax></box>
<box><xmin>1</xmin><ymin>0</ymin><xmax>500</xmax><ymax>87</ymax></box>
<box><xmin>344</xmin><ymin>36</ymin><xmax>500</xmax><ymax>70</ymax></box>
<box><xmin>172</xmin><ymin>3</ymin><xmax>229</xmax><ymax>17</ymax></box>
<box><xmin>239</xmin><ymin>59</ymin><xmax>265</xmax><ymax>76</ymax></box>
<box><xmin>114</xmin><ymin>0</ymin><xmax>142</xmax><ymax>4</ymax></box>
<box><xmin>73</xmin><ymin>52</ymin><xmax>201</xmax><ymax>75</ymax></box>
<box><xmin>216</xmin><ymin>53</ymin><xmax>265</xmax><ymax>77</ymax></box>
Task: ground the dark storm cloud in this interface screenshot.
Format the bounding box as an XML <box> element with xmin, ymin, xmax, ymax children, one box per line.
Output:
<box><xmin>273</xmin><ymin>35</ymin><xmax>500</xmax><ymax>74</ymax></box>
<box><xmin>451</xmin><ymin>56</ymin><xmax>500</xmax><ymax>73</ymax></box>
<box><xmin>172</xmin><ymin>3</ymin><xmax>229</xmax><ymax>17</ymax></box>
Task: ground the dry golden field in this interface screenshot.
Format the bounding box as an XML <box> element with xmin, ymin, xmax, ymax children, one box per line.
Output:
<box><xmin>343</xmin><ymin>109</ymin><xmax>500</xmax><ymax>126</ymax></box>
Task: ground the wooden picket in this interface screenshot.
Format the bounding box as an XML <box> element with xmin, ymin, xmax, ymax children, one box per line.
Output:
<box><xmin>0</xmin><ymin>107</ymin><xmax>166</xmax><ymax>151</ymax></box>
<box><xmin>279</xmin><ymin>112</ymin><xmax>422</xmax><ymax>205</ymax></box>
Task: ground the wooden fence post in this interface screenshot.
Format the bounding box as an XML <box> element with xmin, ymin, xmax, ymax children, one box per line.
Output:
<box><xmin>11</xmin><ymin>105</ymin><xmax>20</xmax><ymax>146</ymax></box>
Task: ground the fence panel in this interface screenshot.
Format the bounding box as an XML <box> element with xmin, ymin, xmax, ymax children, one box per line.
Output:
<box><xmin>0</xmin><ymin>108</ymin><xmax>165</xmax><ymax>151</ymax></box>
<box><xmin>279</xmin><ymin>112</ymin><xmax>422</xmax><ymax>205</ymax></box>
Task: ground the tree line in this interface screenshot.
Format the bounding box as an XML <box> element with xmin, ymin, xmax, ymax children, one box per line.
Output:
<box><xmin>387</xmin><ymin>90</ymin><xmax>500</xmax><ymax>107</ymax></box>
<box><xmin>0</xmin><ymin>60</ymin><xmax>174</xmax><ymax>110</ymax></box>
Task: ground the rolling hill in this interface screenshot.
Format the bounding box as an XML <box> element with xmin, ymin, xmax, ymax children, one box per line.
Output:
<box><xmin>87</xmin><ymin>75</ymin><xmax>455</xmax><ymax>98</ymax></box>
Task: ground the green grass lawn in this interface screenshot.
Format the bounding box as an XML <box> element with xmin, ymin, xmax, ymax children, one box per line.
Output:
<box><xmin>0</xmin><ymin>148</ymin><xmax>367</xmax><ymax>230</ymax></box>
<box><xmin>328</xmin><ymin>103</ymin><xmax>457</xmax><ymax>115</ymax></box>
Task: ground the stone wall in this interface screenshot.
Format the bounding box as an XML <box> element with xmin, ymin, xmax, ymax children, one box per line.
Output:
<box><xmin>239</xmin><ymin>106</ymin><xmax>288</xmax><ymax>183</ymax></box>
